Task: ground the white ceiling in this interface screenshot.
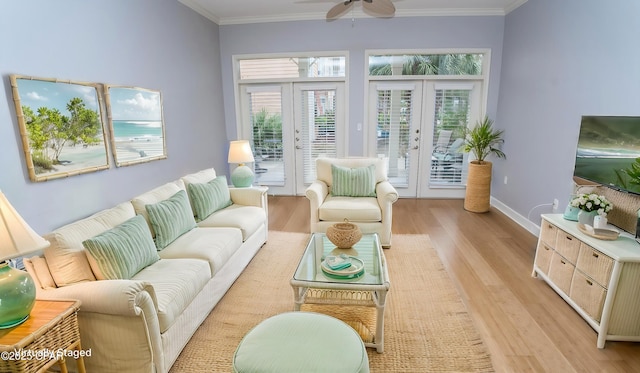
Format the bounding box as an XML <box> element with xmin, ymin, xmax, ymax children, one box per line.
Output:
<box><xmin>179</xmin><ymin>0</ymin><xmax>528</xmax><ymax>25</ymax></box>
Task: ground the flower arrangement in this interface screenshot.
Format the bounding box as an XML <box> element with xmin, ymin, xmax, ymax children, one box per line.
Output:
<box><xmin>570</xmin><ymin>193</ymin><xmax>613</xmax><ymax>216</ymax></box>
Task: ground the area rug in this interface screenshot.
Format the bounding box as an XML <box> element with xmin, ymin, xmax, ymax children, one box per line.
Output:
<box><xmin>169</xmin><ymin>232</ymin><xmax>494</xmax><ymax>372</ymax></box>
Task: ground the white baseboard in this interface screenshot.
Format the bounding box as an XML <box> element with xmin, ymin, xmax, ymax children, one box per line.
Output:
<box><xmin>490</xmin><ymin>197</ymin><xmax>541</xmax><ymax>237</ymax></box>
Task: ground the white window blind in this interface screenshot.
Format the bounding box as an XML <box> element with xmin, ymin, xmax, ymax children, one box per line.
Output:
<box><xmin>300</xmin><ymin>89</ymin><xmax>337</xmax><ymax>185</ymax></box>
<box><xmin>429</xmin><ymin>88</ymin><xmax>471</xmax><ymax>185</ymax></box>
<box><xmin>248</xmin><ymin>88</ymin><xmax>285</xmax><ymax>186</ymax></box>
<box><xmin>375</xmin><ymin>87</ymin><xmax>414</xmax><ymax>187</ymax></box>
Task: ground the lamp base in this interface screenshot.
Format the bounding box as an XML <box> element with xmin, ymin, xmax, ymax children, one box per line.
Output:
<box><xmin>0</xmin><ymin>315</ymin><xmax>29</xmax><ymax>329</ymax></box>
<box><xmin>231</xmin><ymin>164</ymin><xmax>254</xmax><ymax>188</ymax></box>
<box><xmin>0</xmin><ymin>262</ymin><xmax>36</xmax><ymax>329</ymax></box>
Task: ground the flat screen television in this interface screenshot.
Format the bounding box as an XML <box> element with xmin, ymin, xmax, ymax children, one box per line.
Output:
<box><xmin>573</xmin><ymin>115</ymin><xmax>640</xmax><ymax>195</ymax></box>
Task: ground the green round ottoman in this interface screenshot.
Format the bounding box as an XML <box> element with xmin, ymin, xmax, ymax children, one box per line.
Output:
<box><xmin>232</xmin><ymin>312</ymin><xmax>370</xmax><ymax>373</ymax></box>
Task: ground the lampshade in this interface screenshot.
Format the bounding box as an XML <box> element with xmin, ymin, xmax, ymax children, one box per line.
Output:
<box><xmin>228</xmin><ymin>140</ymin><xmax>255</xmax><ymax>164</ymax></box>
<box><xmin>0</xmin><ymin>191</ymin><xmax>50</xmax><ymax>261</ymax></box>
<box><xmin>0</xmin><ymin>190</ymin><xmax>50</xmax><ymax>329</ymax></box>
<box><xmin>228</xmin><ymin>140</ymin><xmax>255</xmax><ymax>188</ymax></box>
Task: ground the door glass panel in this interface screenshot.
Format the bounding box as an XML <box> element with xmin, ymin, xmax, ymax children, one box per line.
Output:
<box><xmin>374</xmin><ymin>87</ymin><xmax>414</xmax><ymax>187</ymax></box>
<box><xmin>299</xmin><ymin>88</ymin><xmax>337</xmax><ymax>185</ymax></box>
<box><xmin>429</xmin><ymin>88</ymin><xmax>471</xmax><ymax>185</ymax></box>
<box><xmin>248</xmin><ymin>89</ymin><xmax>284</xmax><ymax>186</ymax></box>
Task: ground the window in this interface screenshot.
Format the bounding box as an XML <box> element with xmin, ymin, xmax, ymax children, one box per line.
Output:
<box><xmin>369</xmin><ymin>53</ymin><xmax>483</xmax><ymax>76</ymax></box>
<box><xmin>239</xmin><ymin>56</ymin><xmax>346</xmax><ymax>80</ymax></box>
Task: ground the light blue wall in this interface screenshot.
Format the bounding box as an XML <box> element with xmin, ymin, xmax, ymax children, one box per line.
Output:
<box><xmin>0</xmin><ymin>0</ymin><xmax>225</xmax><ymax>233</ymax></box>
<box><xmin>219</xmin><ymin>16</ymin><xmax>505</xmax><ymax>156</ymax></box>
<box><xmin>496</xmin><ymin>0</ymin><xmax>640</xmax><ymax>222</ymax></box>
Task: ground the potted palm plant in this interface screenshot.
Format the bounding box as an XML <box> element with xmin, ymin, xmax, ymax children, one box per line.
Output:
<box><xmin>461</xmin><ymin>116</ymin><xmax>506</xmax><ymax>213</ymax></box>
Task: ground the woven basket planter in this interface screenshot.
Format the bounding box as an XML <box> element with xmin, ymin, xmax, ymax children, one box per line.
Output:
<box><xmin>326</xmin><ymin>220</ymin><xmax>362</xmax><ymax>249</ymax></box>
<box><xmin>464</xmin><ymin>161</ymin><xmax>492</xmax><ymax>213</ymax></box>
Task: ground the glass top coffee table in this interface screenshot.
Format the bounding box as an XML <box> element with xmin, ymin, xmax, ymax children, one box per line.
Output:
<box><xmin>290</xmin><ymin>233</ymin><xmax>390</xmax><ymax>353</ymax></box>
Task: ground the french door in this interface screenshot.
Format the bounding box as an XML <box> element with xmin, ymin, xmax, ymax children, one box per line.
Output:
<box><xmin>368</xmin><ymin>81</ymin><xmax>482</xmax><ymax>198</ymax></box>
<box><xmin>239</xmin><ymin>82</ymin><xmax>345</xmax><ymax>195</ymax></box>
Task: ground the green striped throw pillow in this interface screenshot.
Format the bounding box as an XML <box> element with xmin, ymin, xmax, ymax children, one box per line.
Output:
<box><xmin>145</xmin><ymin>190</ymin><xmax>197</xmax><ymax>249</ymax></box>
<box><xmin>83</xmin><ymin>215</ymin><xmax>160</xmax><ymax>280</ymax></box>
<box><xmin>187</xmin><ymin>176</ymin><xmax>232</xmax><ymax>222</ymax></box>
<box><xmin>331</xmin><ymin>164</ymin><xmax>377</xmax><ymax>197</ymax></box>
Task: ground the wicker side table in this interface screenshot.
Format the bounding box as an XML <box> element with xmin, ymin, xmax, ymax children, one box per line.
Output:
<box><xmin>0</xmin><ymin>300</ymin><xmax>86</xmax><ymax>373</ymax></box>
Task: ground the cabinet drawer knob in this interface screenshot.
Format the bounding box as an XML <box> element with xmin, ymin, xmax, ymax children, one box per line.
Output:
<box><xmin>561</xmin><ymin>259</ymin><xmax>567</xmax><ymax>265</ymax></box>
<box><xmin>586</xmin><ymin>279</ymin><xmax>593</xmax><ymax>286</ymax></box>
<box><xmin>592</xmin><ymin>252</ymin><xmax>599</xmax><ymax>258</ymax></box>
<box><xmin>566</xmin><ymin>237</ymin><xmax>572</xmax><ymax>241</ymax></box>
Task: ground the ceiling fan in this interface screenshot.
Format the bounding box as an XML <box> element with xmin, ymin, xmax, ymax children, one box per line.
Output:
<box><xmin>326</xmin><ymin>0</ymin><xmax>396</xmax><ymax>20</ymax></box>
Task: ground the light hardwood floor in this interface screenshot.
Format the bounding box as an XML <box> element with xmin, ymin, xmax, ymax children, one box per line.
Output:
<box><xmin>268</xmin><ymin>196</ymin><xmax>640</xmax><ymax>373</ymax></box>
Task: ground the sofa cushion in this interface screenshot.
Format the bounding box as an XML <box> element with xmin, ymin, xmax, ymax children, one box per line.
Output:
<box><xmin>197</xmin><ymin>205</ymin><xmax>265</xmax><ymax>242</ymax></box>
<box><xmin>187</xmin><ymin>176</ymin><xmax>233</xmax><ymax>222</ymax></box>
<box><xmin>83</xmin><ymin>215</ymin><xmax>161</xmax><ymax>280</ymax></box>
<box><xmin>158</xmin><ymin>227</ymin><xmax>243</xmax><ymax>276</ymax></box>
<box><xmin>43</xmin><ymin>202</ymin><xmax>136</xmax><ymax>287</ymax></box>
<box><xmin>145</xmin><ymin>190</ymin><xmax>197</xmax><ymax>250</ymax></box>
<box><xmin>23</xmin><ymin>256</ymin><xmax>56</xmax><ymax>290</ymax></box>
<box><xmin>131</xmin><ymin>180</ymin><xmax>186</xmax><ymax>238</ymax></box>
<box><xmin>331</xmin><ymin>164</ymin><xmax>376</xmax><ymax>197</ymax></box>
<box><xmin>181</xmin><ymin>168</ymin><xmax>217</xmax><ymax>187</ymax></box>
<box><xmin>318</xmin><ymin>196</ymin><xmax>382</xmax><ymax>222</ymax></box>
<box><xmin>132</xmin><ymin>258</ymin><xmax>211</xmax><ymax>333</ymax></box>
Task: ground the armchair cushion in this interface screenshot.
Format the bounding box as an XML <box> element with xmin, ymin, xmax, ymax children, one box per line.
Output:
<box><xmin>83</xmin><ymin>215</ymin><xmax>160</xmax><ymax>280</ymax></box>
<box><xmin>145</xmin><ymin>190</ymin><xmax>197</xmax><ymax>250</ymax></box>
<box><xmin>318</xmin><ymin>196</ymin><xmax>382</xmax><ymax>222</ymax></box>
<box><xmin>331</xmin><ymin>164</ymin><xmax>376</xmax><ymax>197</ymax></box>
<box><xmin>187</xmin><ymin>175</ymin><xmax>232</xmax><ymax>221</ymax></box>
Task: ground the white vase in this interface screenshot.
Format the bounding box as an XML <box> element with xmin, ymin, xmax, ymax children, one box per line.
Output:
<box><xmin>577</xmin><ymin>210</ymin><xmax>597</xmax><ymax>226</ymax></box>
<box><xmin>593</xmin><ymin>215</ymin><xmax>608</xmax><ymax>229</ymax></box>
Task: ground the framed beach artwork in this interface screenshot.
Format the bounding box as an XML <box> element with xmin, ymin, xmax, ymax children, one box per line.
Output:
<box><xmin>104</xmin><ymin>85</ymin><xmax>167</xmax><ymax>167</ymax></box>
<box><xmin>10</xmin><ymin>75</ymin><xmax>110</xmax><ymax>182</ymax></box>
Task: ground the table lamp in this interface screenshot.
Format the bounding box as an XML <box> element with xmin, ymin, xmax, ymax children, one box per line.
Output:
<box><xmin>0</xmin><ymin>190</ymin><xmax>50</xmax><ymax>328</ymax></box>
<box><xmin>228</xmin><ymin>140</ymin><xmax>255</xmax><ymax>187</ymax></box>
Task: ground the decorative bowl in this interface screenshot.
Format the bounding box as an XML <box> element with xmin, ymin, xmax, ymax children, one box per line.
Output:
<box><xmin>326</xmin><ymin>219</ymin><xmax>362</xmax><ymax>249</ymax></box>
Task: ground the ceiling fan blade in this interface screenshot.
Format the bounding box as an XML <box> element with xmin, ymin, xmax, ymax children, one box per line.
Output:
<box><xmin>327</xmin><ymin>1</ymin><xmax>353</xmax><ymax>20</ymax></box>
<box><xmin>363</xmin><ymin>0</ymin><xmax>395</xmax><ymax>17</ymax></box>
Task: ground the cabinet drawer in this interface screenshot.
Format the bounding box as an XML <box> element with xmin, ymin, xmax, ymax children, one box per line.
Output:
<box><xmin>577</xmin><ymin>244</ymin><xmax>613</xmax><ymax>288</ymax></box>
<box><xmin>548</xmin><ymin>252</ymin><xmax>575</xmax><ymax>295</ymax></box>
<box><xmin>570</xmin><ymin>270</ymin><xmax>607</xmax><ymax>322</ymax></box>
<box><xmin>556</xmin><ymin>231</ymin><xmax>580</xmax><ymax>264</ymax></box>
<box><xmin>540</xmin><ymin>221</ymin><xmax>558</xmax><ymax>247</ymax></box>
<box><xmin>534</xmin><ymin>242</ymin><xmax>553</xmax><ymax>275</ymax></box>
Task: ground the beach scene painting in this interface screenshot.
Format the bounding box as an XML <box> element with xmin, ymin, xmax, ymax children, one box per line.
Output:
<box><xmin>10</xmin><ymin>75</ymin><xmax>110</xmax><ymax>182</ymax></box>
<box><xmin>104</xmin><ymin>86</ymin><xmax>166</xmax><ymax>167</ymax></box>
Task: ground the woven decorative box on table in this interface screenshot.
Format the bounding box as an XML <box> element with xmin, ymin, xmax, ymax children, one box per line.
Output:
<box><xmin>326</xmin><ymin>219</ymin><xmax>362</xmax><ymax>249</ymax></box>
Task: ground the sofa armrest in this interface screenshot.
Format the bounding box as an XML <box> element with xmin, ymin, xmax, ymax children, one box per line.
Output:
<box><xmin>36</xmin><ymin>280</ymin><xmax>158</xmax><ymax>316</ymax></box>
<box><xmin>376</xmin><ymin>180</ymin><xmax>399</xmax><ymax>205</ymax></box>
<box><xmin>230</xmin><ymin>186</ymin><xmax>268</xmax><ymax>208</ymax></box>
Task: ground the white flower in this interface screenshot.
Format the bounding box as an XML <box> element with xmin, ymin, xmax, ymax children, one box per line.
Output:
<box><xmin>570</xmin><ymin>193</ymin><xmax>613</xmax><ymax>216</ymax></box>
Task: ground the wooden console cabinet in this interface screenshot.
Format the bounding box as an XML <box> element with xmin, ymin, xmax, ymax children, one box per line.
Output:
<box><xmin>532</xmin><ymin>214</ymin><xmax>640</xmax><ymax>348</ymax></box>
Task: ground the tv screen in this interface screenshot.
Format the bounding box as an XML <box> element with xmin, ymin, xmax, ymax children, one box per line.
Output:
<box><xmin>573</xmin><ymin>116</ymin><xmax>640</xmax><ymax>195</ymax></box>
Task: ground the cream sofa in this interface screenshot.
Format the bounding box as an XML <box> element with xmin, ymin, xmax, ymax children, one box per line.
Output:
<box><xmin>23</xmin><ymin>168</ymin><xmax>268</xmax><ymax>373</ymax></box>
<box><xmin>305</xmin><ymin>157</ymin><xmax>398</xmax><ymax>248</ymax></box>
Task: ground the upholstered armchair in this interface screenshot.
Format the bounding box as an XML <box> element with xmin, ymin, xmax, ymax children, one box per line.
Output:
<box><xmin>305</xmin><ymin>157</ymin><xmax>399</xmax><ymax>248</ymax></box>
